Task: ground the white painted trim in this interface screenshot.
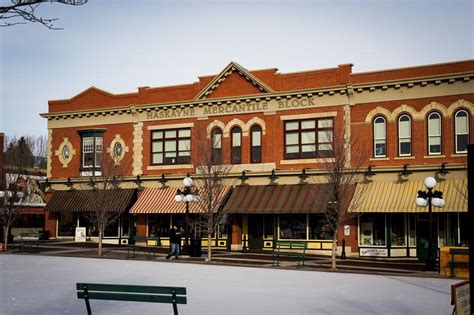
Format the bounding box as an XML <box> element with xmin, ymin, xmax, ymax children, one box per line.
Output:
<box><xmin>147</xmin><ymin>164</ymin><xmax>194</xmax><ymax>170</ymax></box>
<box><xmin>148</xmin><ymin>123</ymin><xmax>194</xmax><ymax>130</ymax></box>
<box><xmin>280</xmin><ymin>158</ymin><xmax>335</xmax><ymax>165</ymax></box>
<box><xmin>280</xmin><ymin>111</ymin><xmax>337</xmax><ymax>120</ymax></box>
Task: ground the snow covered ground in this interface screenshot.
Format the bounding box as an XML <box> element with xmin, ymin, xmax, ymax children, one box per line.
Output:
<box><xmin>0</xmin><ymin>255</ymin><xmax>457</xmax><ymax>315</ymax></box>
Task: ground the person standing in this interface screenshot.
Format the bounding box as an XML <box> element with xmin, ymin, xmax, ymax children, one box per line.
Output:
<box><xmin>166</xmin><ymin>225</ymin><xmax>182</xmax><ymax>260</ymax></box>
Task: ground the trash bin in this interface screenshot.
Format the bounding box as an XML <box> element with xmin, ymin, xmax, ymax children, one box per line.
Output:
<box><xmin>189</xmin><ymin>238</ymin><xmax>202</xmax><ymax>257</ymax></box>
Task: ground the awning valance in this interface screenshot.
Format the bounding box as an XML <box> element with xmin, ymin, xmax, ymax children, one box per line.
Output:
<box><xmin>45</xmin><ymin>189</ymin><xmax>136</xmax><ymax>213</ymax></box>
<box><xmin>130</xmin><ymin>186</ymin><xmax>231</xmax><ymax>214</ymax></box>
<box><xmin>223</xmin><ymin>184</ymin><xmax>332</xmax><ymax>214</ymax></box>
<box><xmin>348</xmin><ymin>179</ymin><xmax>467</xmax><ymax>213</ymax></box>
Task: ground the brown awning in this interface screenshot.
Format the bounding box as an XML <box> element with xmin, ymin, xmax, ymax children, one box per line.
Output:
<box><xmin>45</xmin><ymin>189</ymin><xmax>136</xmax><ymax>213</ymax></box>
<box><xmin>130</xmin><ymin>186</ymin><xmax>231</xmax><ymax>214</ymax></box>
<box><xmin>223</xmin><ymin>184</ymin><xmax>331</xmax><ymax>214</ymax></box>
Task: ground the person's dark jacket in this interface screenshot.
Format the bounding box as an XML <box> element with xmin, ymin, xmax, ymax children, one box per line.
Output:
<box><xmin>169</xmin><ymin>228</ymin><xmax>182</xmax><ymax>244</ymax></box>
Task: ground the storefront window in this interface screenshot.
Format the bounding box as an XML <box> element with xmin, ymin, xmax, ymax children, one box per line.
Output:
<box><xmin>104</xmin><ymin>219</ymin><xmax>119</xmax><ymax>237</ymax></box>
<box><xmin>459</xmin><ymin>213</ymin><xmax>468</xmax><ymax>246</ymax></box>
<box><xmin>309</xmin><ymin>214</ymin><xmax>334</xmax><ymax>240</ymax></box>
<box><xmin>438</xmin><ymin>214</ymin><xmax>446</xmax><ymax>247</ymax></box>
<box><xmin>121</xmin><ymin>215</ymin><xmax>130</xmax><ymax>238</ymax></box>
<box><xmin>409</xmin><ymin>215</ymin><xmax>416</xmax><ymax>247</ymax></box>
<box><xmin>58</xmin><ymin>212</ymin><xmax>77</xmax><ymax>237</ymax></box>
<box><xmin>359</xmin><ymin>214</ymin><xmax>386</xmax><ymax>246</ymax></box>
<box><xmin>391</xmin><ymin>214</ymin><xmax>406</xmax><ymax>246</ymax></box>
<box><xmin>279</xmin><ymin>214</ymin><xmax>306</xmax><ymax>239</ymax></box>
<box><xmin>263</xmin><ymin>215</ymin><xmax>274</xmax><ymax>239</ymax></box>
<box><xmin>217</xmin><ymin>223</ymin><xmax>227</xmax><ymax>238</ymax></box>
<box><xmin>148</xmin><ymin>214</ymin><xmax>171</xmax><ymax>237</ymax></box>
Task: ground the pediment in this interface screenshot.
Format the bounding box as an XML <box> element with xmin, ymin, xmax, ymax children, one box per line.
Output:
<box><xmin>194</xmin><ymin>62</ymin><xmax>274</xmax><ymax>100</ymax></box>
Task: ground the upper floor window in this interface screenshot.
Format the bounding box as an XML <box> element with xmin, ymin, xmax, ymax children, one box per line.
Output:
<box><xmin>427</xmin><ymin>112</ymin><xmax>442</xmax><ymax>155</ymax></box>
<box><xmin>151</xmin><ymin>128</ymin><xmax>191</xmax><ymax>165</ymax></box>
<box><xmin>373</xmin><ymin>116</ymin><xmax>386</xmax><ymax>158</ymax></box>
<box><xmin>79</xmin><ymin>130</ymin><xmax>104</xmax><ymax>176</ymax></box>
<box><xmin>455</xmin><ymin>110</ymin><xmax>469</xmax><ymax>153</ymax></box>
<box><xmin>284</xmin><ymin>118</ymin><xmax>333</xmax><ymax>159</ymax></box>
<box><xmin>251</xmin><ymin>125</ymin><xmax>262</xmax><ymax>163</ymax></box>
<box><xmin>231</xmin><ymin>127</ymin><xmax>242</xmax><ymax>164</ymax></box>
<box><xmin>398</xmin><ymin>115</ymin><xmax>412</xmax><ymax>156</ymax></box>
<box><xmin>211</xmin><ymin>128</ymin><xmax>222</xmax><ymax>164</ymax></box>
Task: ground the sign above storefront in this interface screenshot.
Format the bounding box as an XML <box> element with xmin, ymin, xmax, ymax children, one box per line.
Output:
<box><xmin>360</xmin><ymin>248</ymin><xmax>388</xmax><ymax>257</ymax></box>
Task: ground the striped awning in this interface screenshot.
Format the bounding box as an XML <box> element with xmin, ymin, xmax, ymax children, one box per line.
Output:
<box><xmin>130</xmin><ymin>186</ymin><xmax>231</xmax><ymax>214</ymax></box>
<box><xmin>223</xmin><ymin>184</ymin><xmax>331</xmax><ymax>214</ymax></box>
<box><xmin>348</xmin><ymin>179</ymin><xmax>467</xmax><ymax>213</ymax></box>
<box><xmin>45</xmin><ymin>189</ymin><xmax>136</xmax><ymax>213</ymax></box>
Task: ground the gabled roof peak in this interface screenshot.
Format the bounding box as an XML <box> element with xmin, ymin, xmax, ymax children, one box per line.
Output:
<box><xmin>194</xmin><ymin>61</ymin><xmax>275</xmax><ymax>100</ymax></box>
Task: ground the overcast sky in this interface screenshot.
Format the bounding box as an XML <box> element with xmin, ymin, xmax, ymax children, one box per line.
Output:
<box><xmin>1</xmin><ymin>0</ymin><xmax>473</xmax><ymax>138</ymax></box>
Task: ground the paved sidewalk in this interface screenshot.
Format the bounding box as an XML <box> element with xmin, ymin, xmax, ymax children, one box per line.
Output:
<box><xmin>3</xmin><ymin>240</ymin><xmax>439</xmax><ymax>278</ymax></box>
<box><xmin>0</xmin><ymin>254</ymin><xmax>458</xmax><ymax>315</ymax></box>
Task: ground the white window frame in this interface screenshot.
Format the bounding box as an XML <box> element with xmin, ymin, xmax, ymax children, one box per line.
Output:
<box><xmin>454</xmin><ymin>110</ymin><xmax>469</xmax><ymax>154</ymax></box>
<box><xmin>373</xmin><ymin>116</ymin><xmax>387</xmax><ymax>158</ymax></box>
<box><xmin>428</xmin><ymin>112</ymin><xmax>442</xmax><ymax>155</ymax></box>
<box><xmin>398</xmin><ymin>114</ymin><xmax>412</xmax><ymax>156</ymax></box>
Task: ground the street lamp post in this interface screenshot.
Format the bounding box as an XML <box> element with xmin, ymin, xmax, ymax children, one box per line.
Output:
<box><xmin>415</xmin><ymin>176</ymin><xmax>445</xmax><ymax>271</ymax></box>
<box><xmin>174</xmin><ymin>174</ymin><xmax>197</xmax><ymax>255</ymax></box>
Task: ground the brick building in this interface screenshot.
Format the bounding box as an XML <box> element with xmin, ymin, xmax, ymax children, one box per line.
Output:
<box><xmin>41</xmin><ymin>60</ymin><xmax>472</xmax><ymax>259</ymax></box>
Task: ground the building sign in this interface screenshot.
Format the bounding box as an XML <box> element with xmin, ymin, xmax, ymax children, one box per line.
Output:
<box><xmin>143</xmin><ymin>96</ymin><xmax>323</xmax><ymax>121</ymax></box>
<box><xmin>344</xmin><ymin>225</ymin><xmax>351</xmax><ymax>236</ymax></box>
<box><xmin>360</xmin><ymin>248</ymin><xmax>388</xmax><ymax>257</ymax></box>
<box><xmin>451</xmin><ymin>281</ymin><xmax>470</xmax><ymax>315</ymax></box>
<box><xmin>75</xmin><ymin>227</ymin><xmax>86</xmax><ymax>242</ymax></box>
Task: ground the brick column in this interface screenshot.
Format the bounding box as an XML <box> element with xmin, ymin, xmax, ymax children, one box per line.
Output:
<box><xmin>230</xmin><ymin>214</ymin><xmax>242</xmax><ymax>251</ymax></box>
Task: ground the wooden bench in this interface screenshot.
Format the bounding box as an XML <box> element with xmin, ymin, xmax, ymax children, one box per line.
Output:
<box><xmin>449</xmin><ymin>248</ymin><xmax>469</xmax><ymax>278</ymax></box>
<box><xmin>76</xmin><ymin>283</ymin><xmax>187</xmax><ymax>315</ymax></box>
<box><xmin>127</xmin><ymin>236</ymin><xmax>161</xmax><ymax>259</ymax></box>
<box><xmin>18</xmin><ymin>232</ymin><xmax>40</xmax><ymax>252</ymax></box>
<box><xmin>272</xmin><ymin>241</ymin><xmax>308</xmax><ymax>267</ymax></box>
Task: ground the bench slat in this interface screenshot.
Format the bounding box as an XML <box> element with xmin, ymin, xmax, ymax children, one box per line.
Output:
<box><xmin>77</xmin><ymin>292</ymin><xmax>187</xmax><ymax>304</ymax></box>
<box><xmin>77</xmin><ymin>283</ymin><xmax>186</xmax><ymax>295</ymax></box>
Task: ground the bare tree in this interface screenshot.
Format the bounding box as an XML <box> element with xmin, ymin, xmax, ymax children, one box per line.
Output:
<box><xmin>191</xmin><ymin>132</ymin><xmax>233</xmax><ymax>262</ymax></box>
<box><xmin>315</xmin><ymin>129</ymin><xmax>368</xmax><ymax>270</ymax></box>
<box><xmin>78</xmin><ymin>156</ymin><xmax>131</xmax><ymax>256</ymax></box>
<box><xmin>0</xmin><ymin>136</ymin><xmax>33</xmax><ymax>250</ymax></box>
<box><xmin>0</xmin><ymin>0</ymin><xmax>87</xmax><ymax>29</ymax></box>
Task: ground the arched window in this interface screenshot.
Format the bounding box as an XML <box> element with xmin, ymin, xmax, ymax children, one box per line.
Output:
<box><xmin>398</xmin><ymin>114</ymin><xmax>412</xmax><ymax>156</ymax></box>
<box><xmin>373</xmin><ymin>116</ymin><xmax>386</xmax><ymax>158</ymax></box>
<box><xmin>250</xmin><ymin>125</ymin><xmax>262</xmax><ymax>163</ymax></box>
<box><xmin>428</xmin><ymin>112</ymin><xmax>442</xmax><ymax>155</ymax></box>
<box><xmin>211</xmin><ymin>128</ymin><xmax>222</xmax><ymax>164</ymax></box>
<box><xmin>231</xmin><ymin>127</ymin><xmax>242</xmax><ymax>164</ymax></box>
<box><xmin>455</xmin><ymin>110</ymin><xmax>469</xmax><ymax>153</ymax></box>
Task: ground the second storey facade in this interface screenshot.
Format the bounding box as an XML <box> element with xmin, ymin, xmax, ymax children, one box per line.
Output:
<box><xmin>42</xmin><ymin>60</ymin><xmax>473</xmax><ymax>258</ymax></box>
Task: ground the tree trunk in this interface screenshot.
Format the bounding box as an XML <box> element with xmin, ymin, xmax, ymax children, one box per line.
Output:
<box><xmin>98</xmin><ymin>228</ymin><xmax>103</xmax><ymax>256</ymax></box>
<box><xmin>207</xmin><ymin>234</ymin><xmax>212</xmax><ymax>262</ymax></box>
<box><xmin>331</xmin><ymin>234</ymin><xmax>338</xmax><ymax>271</ymax></box>
<box><xmin>3</xmin><ymin>225</ymin><xmax>9</xmax><ymax>251</ymax></box>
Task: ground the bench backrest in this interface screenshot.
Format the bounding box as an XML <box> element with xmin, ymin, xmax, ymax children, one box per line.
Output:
<box><xmin>449</xmin><ymin>248</ymin><xmax>469</xmax><ymax>255</ymax></box>
<box><xmin>20</xmin><ymin>233</ymin><xmax>39</xmax><ymax>240</ymax></box>
<box><xmin>275</xmin><ymin>241</ymin><xmax>307</xmax><ymax>251</ymax></box>
<box><xmin>77</xmin><ymin>283</ymin><xmax>186</xmax><ymax>315</ymax></box>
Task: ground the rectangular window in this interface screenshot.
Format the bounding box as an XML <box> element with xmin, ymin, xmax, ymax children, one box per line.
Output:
<box><xmin>279</xmin><ymin>214</ymin><xmax>307</xmax><ymax>239</ymax></box>
<box><xmin>151</xmin><ymin>128</ymin><xmax>191</xmax><ymax>165</ymax></box>
<box><xmin>148</xmin><ymin>214</ymin><xmax>171</xmax><ymax>237</ymax></box>
<box><xmin>359</xmin><ymin>214</ymin><xmax>386</xmax><ymax>246</ymax></box>
<box><xmin>284</xmin><ymin>118</ymin><xmax>334</xmax><ymax>159</ymax></box>
<box><xmin>391</xmin><ymin>214</ymin><xmax>406</xmax><ymax>246</ymax></box>
<box><xmin>309</xmin><ymin>214</ymin><xmax>334</xmax><ymax>240</ymax></box>
<box><xmin>79</xmin><ymin>131</ymin><xmax>104</xmax><ymax>176</ymax></box>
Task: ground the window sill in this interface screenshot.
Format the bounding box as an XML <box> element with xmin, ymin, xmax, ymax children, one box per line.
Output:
<box><xmin>394</xmin><ymin>156</ymin><xmax>415</xmax><ymax>160</ymax></box>
<box><xmin>369</xmin><ymin>157</ymin><xmax>390</xmax><ymax>161</ymax></box>
<box><xmin>451</xmin><ymin>153</ymin><xmax>467</xmax><ymax>157</ymax></box>
<box><xmin>280</xmin><ymin>158</ymin><xmax>335</xmax><ymax>164</ymax></box>
<box><xmin>147</xmin><ymin>164</ymin><xmax>193</xmax><ymax>170</ymax></box>
<box><xmin>423</xmin><ymin>154</ymin><xmax>446</xmax><ymax>158</ymax></box>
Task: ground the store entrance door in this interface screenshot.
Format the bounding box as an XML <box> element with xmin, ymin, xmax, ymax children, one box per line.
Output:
<box><xmin>416</xmin><ymin>215</ymin><xmax>438</xmax><ymax>261</ymax></box>
<box><xmin>248</xmin><ymin>214</ymin><xmax>263</xmax><ymax>251</ymax></box>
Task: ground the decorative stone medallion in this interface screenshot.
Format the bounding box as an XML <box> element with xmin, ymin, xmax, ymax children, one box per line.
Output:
<box><xmin>108</xmin><ymin>134</ymin><xmax>129</xmax><ymax>165</ymax></box>
<box><xmin>55</xmin><ymin>137</ymin><xmax>75</xmax><ymax>168</ymax></box>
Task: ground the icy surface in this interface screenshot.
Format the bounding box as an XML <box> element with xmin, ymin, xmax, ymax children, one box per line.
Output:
<box><xmin>0</xmin><ymin>255</ymin><xmax>457</xmax><ymax>315</ymax></box>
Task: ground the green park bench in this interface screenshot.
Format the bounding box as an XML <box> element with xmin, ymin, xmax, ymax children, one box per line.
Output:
<box><xmin>18</xmin><ymin>232</ymin><xmax>40</xmax><ymax>252</ymax></box>
<box><xmin>127</xmin><ymin>236</ymin><xmax>161</xmax><ymax>259</ymax></box>
<box><xmin>76</xmin><ymin>283</ymin><xmax>187</xmax><ymax>315</ymax></box>
<box><xmin>272</xmin><ymin>240</ymin><xmax>308</xmax><ymax>267</ymax></box>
